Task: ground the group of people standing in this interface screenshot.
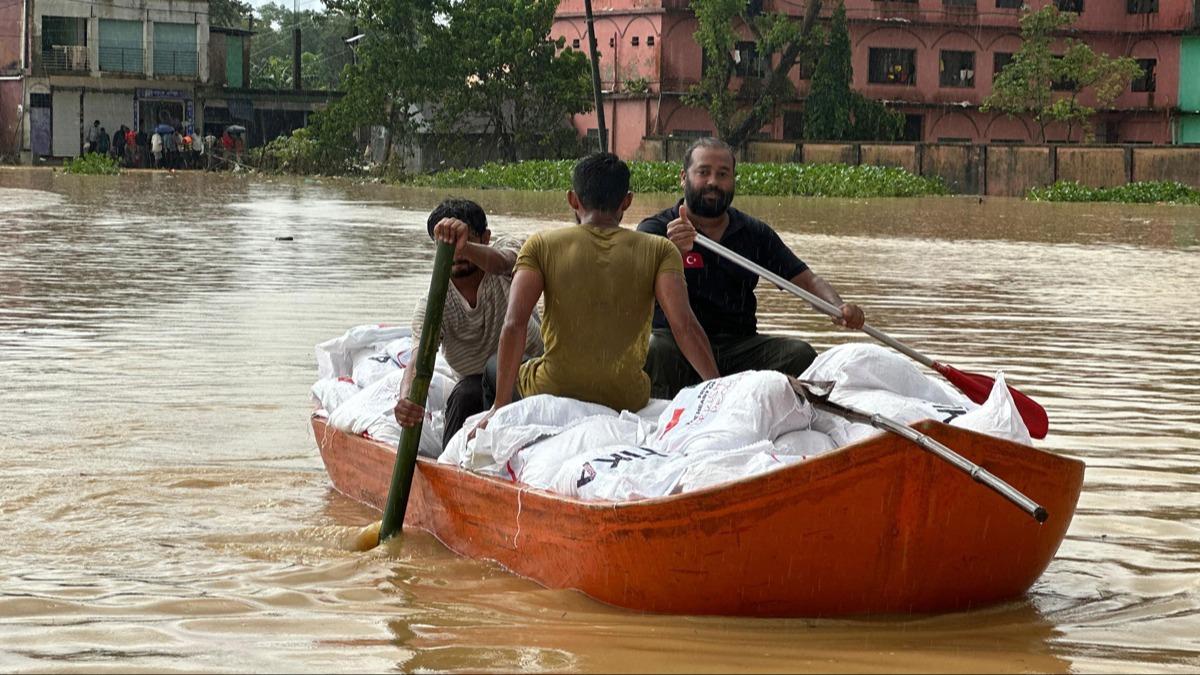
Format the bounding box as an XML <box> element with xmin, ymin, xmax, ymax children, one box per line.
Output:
<box><xmin>395</xmin><ymin>138</ymin><xmax>867</xmax><ymax>451</ymax></box>
<box><xmin>83</xmin><ymin>119</ymin><xmax>244</xmax><ymax>170</ymax></box>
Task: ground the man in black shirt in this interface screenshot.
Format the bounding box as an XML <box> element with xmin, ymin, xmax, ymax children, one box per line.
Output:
<box><xmin>637</xmin><ymin>137</ymin><xmax>865</xmax><ymax>399</ymax></box>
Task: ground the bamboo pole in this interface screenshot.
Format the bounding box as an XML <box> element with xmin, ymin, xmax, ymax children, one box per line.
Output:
<box><xmin>379</xmin><ymin>241</ymin><xmax>455</xmax><ymax>542</ymax></box>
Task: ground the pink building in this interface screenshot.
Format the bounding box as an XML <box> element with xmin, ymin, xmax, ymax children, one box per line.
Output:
<box><xmin>552</xmin><ymin>0</ymin><xmax>1197</xmax><ymax>158</ymax></box>
<box><xmin>1</xmin><ymin>0</ymin><xmax>26</xmax><ymax>158</ymax></box>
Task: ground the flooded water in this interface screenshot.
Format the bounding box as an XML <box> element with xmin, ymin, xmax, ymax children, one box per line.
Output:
<box><xmin>1</xmin><ymin>167</ymin><xmax>1197</xmax><ymax>673</ymax></box>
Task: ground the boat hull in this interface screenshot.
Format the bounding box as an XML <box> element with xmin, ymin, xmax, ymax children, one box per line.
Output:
<box><xmin>312</xmin><ymin>416</ymin><xmax>1084</xmax><ymax>617</ymax></box>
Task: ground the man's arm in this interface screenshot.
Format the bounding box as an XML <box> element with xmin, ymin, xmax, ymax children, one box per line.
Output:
<box><xmin>472</xmin><ymin>268</ymin><xmax>544</xmax><ymax>433</ymax></box>
<box><xmin>655</xmin><ymin>272</ymin><xmax>719</xmax><ymax>380</ymax></box>
<box><xmin>790</xmin><ymin>269</ymin><xmax>866</xmax><ymax>330</ymax></box>
<box><xmin>434</xmin><ymin>218</ymin><xmax>516</xmax><ymax>275</ymax></box>
<box><xmin>393</xmin><ymin>355</ymin><xmax>422</xmax><ymax>427</ymax></box>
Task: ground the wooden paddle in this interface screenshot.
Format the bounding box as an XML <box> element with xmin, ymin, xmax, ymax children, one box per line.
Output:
<box><xmin>693</xmin><ymin>234</ymin><xmax>1050</xmax><ymax>439</ymax></box>
<box><xmin>378</xmin><ymin>241</ymin><xmax>456</xmax><ymax>543</ymax></box>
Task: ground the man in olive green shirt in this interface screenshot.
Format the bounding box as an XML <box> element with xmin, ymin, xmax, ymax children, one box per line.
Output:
<box><xmin>476</xmin><ymin>153</ymin><xmax>719</xmax><ymax>428</ymax></box>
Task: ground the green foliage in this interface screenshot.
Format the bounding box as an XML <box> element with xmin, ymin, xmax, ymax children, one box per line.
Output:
<box><xmin>982</xmin><ymin>5</ymin><xmax>1142</xmax><ymax>142</ymax></box>
<box><xmin>305</xmin><ymin>0</ymin><xmax>591</xmax><ymax>168</ymax></box>
<box><xmin>63</xmin><ymin>153</ymin><xmax>120</xmax><ymax>175</ymax></box>
<box><xmin>249</xmin><ymin>3</ymin><xmax>356</xmax><ymax>90</ymax></box>
<box><xmin>625</xmin><ymin>77</ymin><xmax>651</xmax><ymax>94</ymax></box>
<box><xmin>686</xmin><ymin>0</ymin><xmax>823</xmax><ymax>148</ymax></box>
<box><xmin>409</xmin><ymin>160</ymin><xmax>948</xmax><ymax>198</ymax></box>
<box><xmin>209</xmin><ymin>0</ymin><xmax>251</xmax><ymax>28</ymax></box>
<box><xmin>428</xmin><ymin>0</ymin><xmax>593</xmax><ymax>163</ymax></box>
<box><xmin>805</xmin><ymin>1</ymin><xmax>901</xmax><ymax>142</ymax></box>
<box><xmin>1028</xmin><ymin>180</ymin><xmax>1200</xmax><ymax>204</ymax></box>
<box><xmin>251</xmin><ymin>127</ymin><xmax>342</xmax><ymax>175</ymax></box>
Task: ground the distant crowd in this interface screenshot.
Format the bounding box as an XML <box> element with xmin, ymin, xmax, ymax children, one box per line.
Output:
<box><xmin>83</xmin><ymin>119</ymin><xmax>247</xmax><ymax>171</ymax></box>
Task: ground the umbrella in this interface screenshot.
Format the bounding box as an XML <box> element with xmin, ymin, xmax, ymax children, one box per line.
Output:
<box><xmin>226</xmin><ymin>125</ymin><xmax>246</xmax><ymax>135</ymax></box>
<box><xmin>155</xmin><ymin>123</ymin><xmax>174</xmax><ymax>135</ymax></box>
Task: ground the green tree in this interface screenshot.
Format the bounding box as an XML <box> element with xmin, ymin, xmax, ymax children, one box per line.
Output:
<box><xmin>429</xmin><ymin>0</ymin><xmax>592</xmax><ymax>162</ymax></box>
<box><xmin>209</xmin><ymin>0</ymin><xmax>251</xmax><ymax>28</ymax></box>
<box><xmin>685</xmin><ymin>0</ymin><xmax>824</xmax><ymax>148</ymax></box>
<box><xmin>306</xmin><ymin>0</ymin><xmax>444</xmax><ymax>169</ymax></box>
<box><xmin>982</xmin><ymin>5</ymin><xmax>1142</xmax><ymax>142</ymax></box>
<box><xmin>803</xmin><ymin>1</ymin><xmax>900</xmax><ymax>141</ymax></box>
<box><xmin>248</xmin><ymin>3</ymin><xmax>356</xmax><ymax>90</ymax></box>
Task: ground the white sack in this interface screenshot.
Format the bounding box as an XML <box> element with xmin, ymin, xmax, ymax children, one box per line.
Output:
<box><xmin>439</xmin><ymin>395</ymin><xmax>617</xmax><ymax>475</ymax></box>
<box><xmin>773</xmin><ymin>429</ymin><xmax>838</xmax><ymax>458</ymax></box>
<box><xmin>552</xmin><ymin>444</ymin><xmax>684</xmax><ymax>501</ymax></box>
<box><xmin>948</xmin><ymin>371</ymin><xmax>1031</xmax><ymax>445</ymax></box>
<box><xmin>671</xmin><ymin>441</ymin><xmax>802</xmax><ymax>494</ymax></box>
<box><xmin>650</xmin><ymin>371</ymin><xmax>811</xmax><ymax>454</ymax></box>
<box><xmin>803</xmin><ymin>343</ymin><xmax>970</xmax><ymax>406</ymax></box>
<box><xmin>310</xmin><ymin>377</ymin><xmax>362</xmax><ymax>416</ymax></box>
<box><xmin>315</xmin><ymin>324</ymin><xmax>410</xmax><ymax>380</ymax></box>
<box><xmin>512</xmin><ymin>414</ymin><xmax>646</xmax><ymax>489</ymax></box>
<box><xmin>351</xmin><ymin>346</ymin><xmax>400</xmax><ymax>389</ymax></box>
<box><xmin>328</xmin><ymin>369</ymin><xmax>451</xmax><ymax>458</ymax></box>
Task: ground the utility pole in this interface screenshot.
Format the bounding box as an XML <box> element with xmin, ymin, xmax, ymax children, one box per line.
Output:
<box><xmin>292</xmin><ymin>0</ymin><xmax>302</xmax><ymax>91</ymax></box>
<box><xmin>583</xmin><ymin>0</ymin><xmax>607</xmax><ymax>153</ymax></box>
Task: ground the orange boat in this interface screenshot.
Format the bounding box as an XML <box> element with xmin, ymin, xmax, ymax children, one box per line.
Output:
<box><xmin>312</xmin><ymin>414</ymin><xmax>1084</xmax><ymax>617</ymax></box>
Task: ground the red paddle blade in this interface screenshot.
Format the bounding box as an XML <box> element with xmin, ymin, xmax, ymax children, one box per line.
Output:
<box><xmin>932</xmin><ymin>362</ymin><xmax>1050</xmax><ymax>440</ymax></box>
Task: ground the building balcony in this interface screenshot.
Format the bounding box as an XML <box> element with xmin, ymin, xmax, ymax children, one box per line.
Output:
<box><xmin>40</xmin><ymin>46</ymin><xmax>89</xmax><ymax>73</ymax></box>
<box><xmin>99</xmin><ymin>46</ymin><xmax>144</xmax><ymax>75</ymax></box>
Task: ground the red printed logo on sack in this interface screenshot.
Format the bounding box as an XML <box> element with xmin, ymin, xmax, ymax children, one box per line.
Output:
<box><xmin>683</xmin><ymin>252</ymin><xmax>704</xmax><ymax>269</ymax></box>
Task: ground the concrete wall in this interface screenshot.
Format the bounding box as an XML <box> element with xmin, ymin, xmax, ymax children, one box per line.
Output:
<box><xmin>636</xmin><ymin>137</ymin><xmax>1200</xmax><ymax>195</ymax></box>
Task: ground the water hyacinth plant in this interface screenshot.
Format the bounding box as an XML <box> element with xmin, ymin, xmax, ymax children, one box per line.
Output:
<box><xmin>1028</xmin><ymin>180</ymin><xmax>1200</xmax><ymax>205</ymax></box>
<box><xmin>62</xmin><ymin>153</ymin><xmax>121</xmax><ymax>175</ymax></box>
<box><xmin>409</xmin><ymin>160</ymin><xmax>949</xmax><ymax>198</ymax></box>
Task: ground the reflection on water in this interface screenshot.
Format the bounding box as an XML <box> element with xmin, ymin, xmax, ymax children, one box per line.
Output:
<box><xmin>1</xmin><ymin>168</ymin><xmax>1198</xmax><ymax>672</ymax></box>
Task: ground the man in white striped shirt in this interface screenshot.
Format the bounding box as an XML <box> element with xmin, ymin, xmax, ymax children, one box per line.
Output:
<box><xmin>394</xmin><ymin>198</ymin><xmax>543</xmax><ymax>451</ymax></box>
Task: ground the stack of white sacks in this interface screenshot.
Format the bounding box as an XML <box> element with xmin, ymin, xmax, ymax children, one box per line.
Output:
<box><xmin>311</xmin><ymin>325</ymin><xmax>1031</xmax><ymax>502</ymax></box>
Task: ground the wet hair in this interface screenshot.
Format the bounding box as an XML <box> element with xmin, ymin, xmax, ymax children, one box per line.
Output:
<box><xmin>426</xmin><ymin>197</ymin><xmax>487</xmax><ymax>240</ymax></box>
<box><xmin>572</xmin><ymin>152</ymin><xmax>630</xmax><ymax>212</ymax></box>
<box><xmin>683</xmin><ymin>137</ymin><xmax>736</xmax><ymax>173</ymax></box>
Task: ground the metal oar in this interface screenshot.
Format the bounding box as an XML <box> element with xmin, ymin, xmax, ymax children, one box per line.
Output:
<box><xmin>693</xmin><ymin>234</ymin><xmax>1050</xmax><ymax>439</ymax></box>
<box><xmin>379</xmin><ymin>241</ymin><xmax>455</xmax><ymax>543</ymax></box>
<box><xmin>791</xmin><ymin>379</ymin><xmax>1048</xmax><ymax>523</ymax></box>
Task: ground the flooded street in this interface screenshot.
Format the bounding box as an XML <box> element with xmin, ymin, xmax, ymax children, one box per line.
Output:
<box><xmin>1</xmin><ymin>167</ymin><xmax>1197</xmax><ymax>672</ymax></box>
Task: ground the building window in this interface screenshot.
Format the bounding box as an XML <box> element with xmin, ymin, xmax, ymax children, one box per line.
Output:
<box><xmin>783</xmin><ymin>110</ymin><xmax>805</xmax><ymax>140</ymax></box>
<box><xmin>903</xmin><ymin>114</ymin><xmax>923</xmax><ymax>141</ymax></box>
<box><xmin>943</xmin><ymin>0</ymin><xmax>976</xmax><ymax>7</ymax></box>
<box><xmin>869</xmin><ymin>48</ymin><xmax>917</xmax><ymax>85</ymax></box>
<box><xmin>993</xmin><ymin>52</ymin><xmax>1014</xmax><ymax>78</ymax></box>
<box><xmin>609</xmin><ymin>37</ymin><xmax>615</xmax><ymax>48</ymax></box>
<box><xmin>647</xmin><ymin>36</ymin><xmax>655</xmax><ymax>46</ymax></box>
<box><xmin>1127</xmin><ymin>0</ymin><xmax>1157</xmax><ymax>12</ymax></box>
<box><xmin>1132</xmin><ymin>58</ymin><xmax>1157</xmax><ymax>92</ymax></box>
<box><xmin>40</xmin><ymin>16</ymin><xmax>89</xmax><ymax>72</ymax></box>
<box><xmin>938</xmin><ymin>137</ymin><xmax>971</xmax><ymax>143</ymax></box>
<box><xmin>996</xmin><ymin>0</ymin><xmax>1022</xmax><ymax>8</ymax></box>
<box><xmin>99</xmin><ymin>19</ymin><xmax>143</xmax><ymax>74</ymax></box>
<box><xmin>153</xmin><ymin>22</ymin><xmax>198</xmax><ymax>76</ymax></box>
<box><xmin>1055</xmin><ymin>0</ymin><xmax>1083</xmax><ymax>12</ymax></box>
<box><xmin>733</xmin><ymin>41</ymin><xmax>768</xmax><ymax>78</ymax></box>
<box><xmin>940</xmin><ymin>50</ymin><xmax>975</xmax><ymax>87</ymax></box>
<box><xmin>572</xmin><ymin>38</ymin><xmax>580</xmax><ymax>49</ymax></box>
<box><xmin>632</xmin><ymin>36</ymin><xmax>639</xmax><ymax>46</ymax></box>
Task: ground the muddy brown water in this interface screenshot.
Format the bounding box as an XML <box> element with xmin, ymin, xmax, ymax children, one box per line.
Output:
<box><xmin>1</xmin><ymin>168</ymin><xmax>1197</xmax><ymax>673</ymax></box>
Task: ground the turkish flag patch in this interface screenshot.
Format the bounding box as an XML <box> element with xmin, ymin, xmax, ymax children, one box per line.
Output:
<box><xmin>683</xmin><ymin>252</ymin><xmax>705</xmax><ymax>269</ymax></box>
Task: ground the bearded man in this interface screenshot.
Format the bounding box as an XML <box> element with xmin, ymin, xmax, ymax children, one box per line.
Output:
<box><xmin>637</xmin><ymin>138</ymin><xmax>866</xmax><ymax>399</ymax></box>
<box><xmin>394</xmin><ymin>198</ymin><xmax>543</xmax><ymax>450</ymax></box>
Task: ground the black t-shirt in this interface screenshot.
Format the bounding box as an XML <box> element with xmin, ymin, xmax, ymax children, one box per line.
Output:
<box><xmin>637</xmin><ymin>201</ymin><xmax>808</xmax><ymax>336</ymax></box>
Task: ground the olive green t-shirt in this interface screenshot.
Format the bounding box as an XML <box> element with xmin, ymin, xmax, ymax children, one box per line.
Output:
<box><xmin>515</xmin><ymin>224</ymin><xmax>684</xmax><ymax>412</ymax></box>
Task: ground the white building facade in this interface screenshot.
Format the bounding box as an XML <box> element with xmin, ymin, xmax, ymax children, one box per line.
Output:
<box><xmin>18</xmin><ymin>0</ymin><xmax>210</xmax><ymax>161</ymax></box>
